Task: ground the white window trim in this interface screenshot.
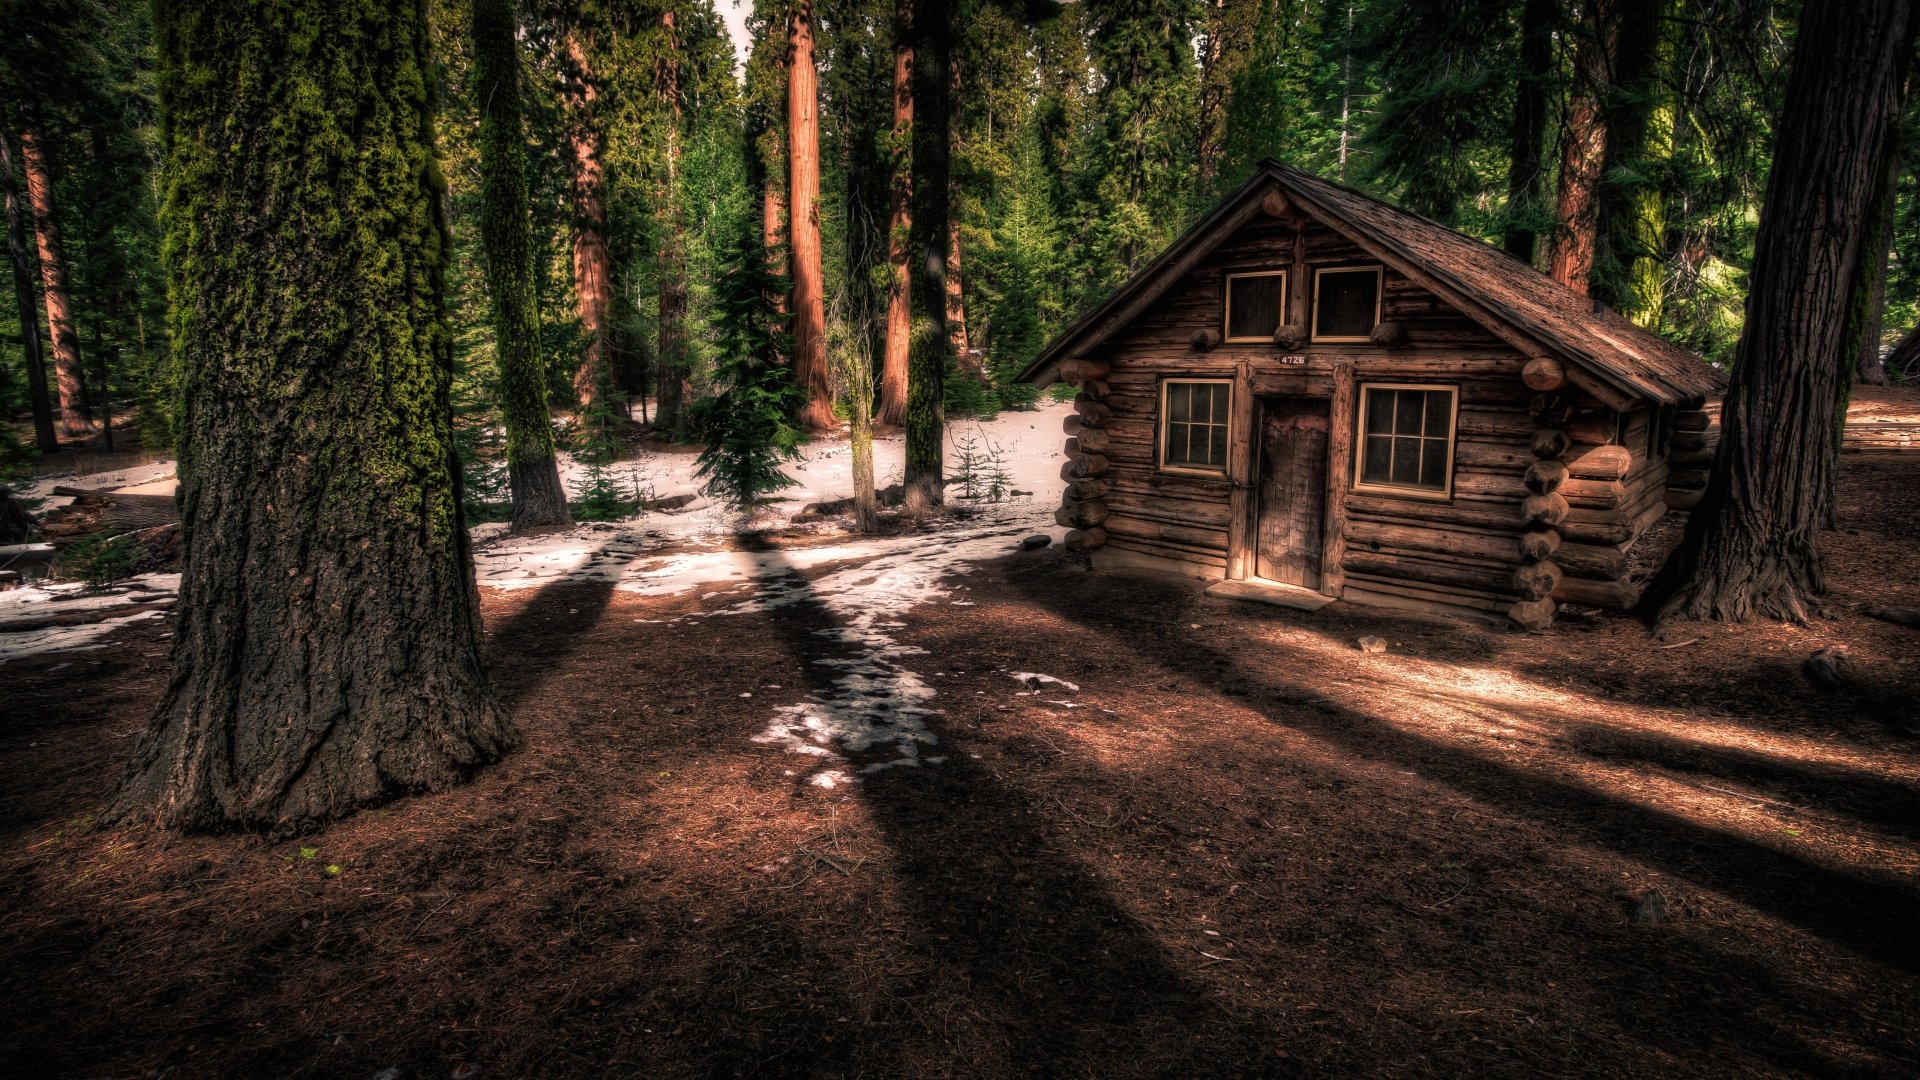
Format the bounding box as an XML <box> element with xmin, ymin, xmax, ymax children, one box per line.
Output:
<box><xmin>1222</xmin><ymin>270</ymin><xmax>1288</xmax><ymax>343</ymax></box>
<box><xmin>1351</xmin><ymin>382</ymin><xmax>1458</xmax><ymax>500</ymax></box>
<box><xmin>1311</xmin><ymin>265</ymin><xmax>1384</xmax><ymax>343</ymax></box>
<box><xmin>1158</xmin><ymin>378</ymin><xmax>1234</xmax><ymax>477</ymax></box>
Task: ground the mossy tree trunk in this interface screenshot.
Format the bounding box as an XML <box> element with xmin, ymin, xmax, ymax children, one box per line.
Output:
<box><xmin>1595</xmin><ymin>0</ymin><xmax>1676</xmax><ymax>328</ymax></box>
<box><xmin>1651</xmin><ymin>0</ymin><xmax>1917</xmax><ymax>624</ymax></box>
<box><xmin>1</xmin><ymin>126</ymin><xmax>57</xmax><ymax>452</ymax></box>
<box><xmin>1503</xmin><ymin>0</ymin><xmax>1553</xmax><ymax>264</ymax></box>
<box><xmin>473</xmin><ymin>0</ymin><xmax>570</xmax><ymax>530</ymax></box>
<box><xmin>903</xmin><ymin>0</ymin><xmax>950</xmax><ymax>513</ymax></box>
<box><xmin>107</xmin><ymin>0</ymin><xmax>516</xmax><ymax>833</ymax></box>
<box><xmin>654</xmin><ymin>7</ymin><xmax>693</xmax><ymax>435</ymax></box>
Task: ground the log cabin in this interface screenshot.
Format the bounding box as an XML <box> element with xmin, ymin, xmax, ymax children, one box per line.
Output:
<box><xmin>1018</xmin><ymin>160</ymin><xmax>1724</xmax><ymax>630</ymax></box>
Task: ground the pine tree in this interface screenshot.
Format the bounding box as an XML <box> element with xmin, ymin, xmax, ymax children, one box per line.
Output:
<box><xmin>904</xmin><ymin>0</ymin><xmax>952</xmax><ymax>511</ymax></box>
<box><xmin>692</xmin><ymin>206</ymin><xmax>804</xmax><ymax>512</ymax></box>
<box><xmin>1082</xmin><ymin>0</ymin><xmax>1201</xmax><ymax>281</ymax></box>
<box><xmin>108</xmin><ymin>0</ymin><xmax>515</xmax><ymax>832</ymax></box>
<box><xmin>473</xmin><ymin>0</ymin><xmax>571</xmax><ymax>530</ymax></box>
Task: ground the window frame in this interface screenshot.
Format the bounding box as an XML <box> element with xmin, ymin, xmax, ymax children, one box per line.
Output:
<box><xmin>1157</xmin><ymin>377</ymin><xmax>1235</xmax><ymax>477</ymax></box>
<box><xmin>1310</xmin><ymin>265</ymin><xmax>1385</xmax><ymax>343</ymax></box>
<box><xmin>1351</xmin><ymin>382</ymin><xmax>1459</xmax><ymax>500</ymax></box>
<box><xmin>1222</xmin><ymin>269</ymin><xmax>1289</xmax><ymax>344</ymax></box>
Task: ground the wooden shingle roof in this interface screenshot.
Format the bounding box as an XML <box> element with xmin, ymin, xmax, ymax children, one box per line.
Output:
<box><xmin>1020</xmin><ymin>160</ymin><xmax>1724</xmax><ymax>406</ymax></box>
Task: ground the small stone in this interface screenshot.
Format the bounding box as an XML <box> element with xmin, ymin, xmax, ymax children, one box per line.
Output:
<box><xmin>1803</xmin><ymin>647</ymin><xmax>1851</xmax><ymax>692</ymax></box>
<box><xmin>1357</xmin><ymin>635</ymin><xmax>1388</xmax><ymax>654</ymax></box>
<box><xmin>1020</xmin><ymin>534</ymin><xmax>1051</xmax><ymax>551</ymax></box>
<box><xmin>1633</xmin><ymin>888</ymin><xmax>1667</xmax><ymax>926</ymax></box>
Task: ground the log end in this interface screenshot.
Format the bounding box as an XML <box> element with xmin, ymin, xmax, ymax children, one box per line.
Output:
<box><xmin>1064</xmin><ymin>526</ymin><xmax>1108</xmax><ymax>553</ymax></box>
<box><xmin>1508</xmin><ymin>597</ymin><xmax>1557</xmax><ymax>632</ymax></box>
<box><xmin>1368</xmin><ymin>320</ymin><xmax>1409</xmax><ymax>348</ymax></box>
<box><xmin>1521</xmin><ymin>356</ymin><xmax>1567</xmax><ymax>392</ymax></box>
<box><xmin>1273</xmin><ymin>323</ymin><xmax>1308</xmax><ymax>350</ymax></box>
<box><xmin>1191</xmin><ymin>329</ymin><xmax>1221</xmax><ymax>351</ymax></box>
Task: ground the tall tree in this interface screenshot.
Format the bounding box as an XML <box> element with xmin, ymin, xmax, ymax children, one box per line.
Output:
<box><xmin>655</xmin><ymin>6</ymin><xmax>693</xmax><ymax>432</ymax></box>
<box><xmin>109</xmin><ymin>0</ymin><xmax>515</xmax><ymax>831</ymax></box>
<box><xmin>1594</xmin><ymin>0</ymin><xmax>1677</xmax><ymax>326</ymax></box>
<box><xmin>746</xmin><ymin>0</ymin><xmax>790</xmax><ymax>347</ymax></box>
<box><xmin>1</xmin><ymin>128</ymin><xmax>56</xmax><ymax>452</ymax></box>
<box><xmin>904</xmin><ymin>0</ymin><xmax>951</xmax><ymax>510</ymax></box>
<box><xmin>877</xmin><ymin>0</ymin><xmax>914</xmax><ymax>427</ymax></box>
<box><xmin>787</xmin><ymin>0</ymin><xmax>836</xmax><ymax>431</ymax></box>
<box><xmin>473</xmin><ymin>0</ymin><xmax>570</xmax><ymax>530</ymax></box>
<box><xmin>17</xmin><ymin>124</ymin><xmax>94</xmax><ymax>436</ymax></box>
<box><xmin>1549</xmin><ymin>3</ymin><xmax>1612</xmax><ymax>294</ymax></box>
<box><xmin>1652</xmin><ymin>0</ymin><xmax>1918</xmax><ymax>623</ymax></box>
<box><xmin>560</xmin><ymin>19</ymin><xmax>619</xmax><ymax>429</ymax></box>
<box><xmin>1504</xmin><ymin>0</ymin><xmax>1554</xmax><ymax>262</ymax></box>
<box><xmin>1083</xmin><ymin>0</ymin><xmax>1201</xmax><ymax>279</ymax></box>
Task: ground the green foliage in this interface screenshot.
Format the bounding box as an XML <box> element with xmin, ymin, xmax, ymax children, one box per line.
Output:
<box><xmin>568</xmin><ymin>460</ymin><xmax>640</xmax><ymax>521</ymax></box>
<box><xmin>61</xmin><ymin>530</ymin><xmax>138</xmax><ymax>587</ymax></box>
<box><xmin>690</xmin><ymin>210</ymin><xmax>804</xmax><ymax>512</ymax></box>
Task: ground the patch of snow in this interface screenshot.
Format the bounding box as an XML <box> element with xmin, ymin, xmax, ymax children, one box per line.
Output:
<box><xmin>0</xmin><ymin>608</ymin><xmax>166</xmax><ymax>664</ymax></box>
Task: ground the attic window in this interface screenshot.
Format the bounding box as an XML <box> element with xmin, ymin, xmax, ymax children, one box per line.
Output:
<box><xmin>1312</xmin><ymin>266</ymin><xmax>1382</xmax><ymax>342</ymax></box>
<box><xmin>1224</xmin><ymin>271</ymin><xmax>1286</xmax><ymax>342</ymax></box>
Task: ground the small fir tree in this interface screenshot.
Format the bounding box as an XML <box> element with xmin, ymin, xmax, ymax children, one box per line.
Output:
<box><xmin>691</xmin><ymin>214</ymin><xmax>804</xmax><ymax>512</ymax></box>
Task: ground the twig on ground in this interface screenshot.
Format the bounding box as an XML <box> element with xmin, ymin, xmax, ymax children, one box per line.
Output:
<box><xmin>1654</xmin><ymin>638</ymin><xmax>1701</xmax><ymax>650</ymax></box>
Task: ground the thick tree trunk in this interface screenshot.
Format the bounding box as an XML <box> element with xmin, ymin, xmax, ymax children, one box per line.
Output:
<box><xmin>473</xmin><ymin>0</ymin><xmax>570</xmax><ymax>531</ymax></box>
<box><xmin>787</xmin><ymin>1</ymin><xmax>835</xmax><ymax>433</ymax></box>
<box><xmin>1651</xmin><ymin>0</ymin><xmax>1917</xmax><ymax>624</ymax></box>
<box><xmin>877</xmin><ymin>0</ymin><xmax>913</xmax><ymax>429</ymax></box>
<box><xmin>1856</xmin><ymin>149</ymin><xmax>1901</xmax><ymax>387</ymax></box>
<box><xmin>1</xmin><ymin>128</ymin><xmax>56</xmax><ymax>452</ymax></box>
<box><xmin>562</xmin><ymin>31</ymin><xmax>617</xmax><ymax>427</ymax></box>
<box><xmin>17</xmin><ymin>124</ymin><xmax>95</xmax><ymax>437</ymax></box>
<box><xmin>1549</xmin><ymin>89</ymin><xmax>1606</xmax><ymax>292</ymax></box>
<box><xmin>1596</xmin><ymin>0</ymin><xmax>1675</xmax><ymax>327</ymax></box>
<box><xmin>655</xmin><ymin>8</ymin><xmax>693</xmax><ymax>434</ymax></box>
<box><xmin>750</xmin><ymin>9</ymin><xmax>790</xmax><ymax>355</ymax></box>
<box><xmin>904</xmin><ymin>0</ymin><xmax>950</xmax><ymax>512</ymax></box>
<box><xmin>107</xmin><ymin>0</ymin><xmax>515</xmax><ymax>833</ymax></box>
<box><xmin>1504</xmin><ymin>0</ymin><xmax>1554</xmax><ymax>263</ymax></box>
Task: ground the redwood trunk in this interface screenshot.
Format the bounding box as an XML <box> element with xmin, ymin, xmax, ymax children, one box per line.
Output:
<box><xmin>655</xmin><ymin>8</ymin><xmax>693</xmax><ymax>433</ymax></box>
<box><xmin>788</xmin><ymin>1</ymin><xmax>835</xmax><ymax>432</ymax></box>
<box><xmin>563</xmin><ymin>32</ymin><xmax>616</xmax><ymax>424</ymax></box>
<box><xmin>1651</xmin><ymin>0</ymin><xmax>1918</xmax><ymax>623</ymax></box>
<box><xmin>108</xmin><ymin>0</ymin><xmax>515</xmax><ymax>833</ymax></box>
<box><xmin>904</xmin><ymin>0</ymin><xmax>950</xmax><ymax>511</ymax></box>
<box><xmin>946</xmin><ymin>219</ymin><xmax>977</xmax><ymax>377</ymax></box>
<box><xmin>18</xmin><ymin>125</ymin><xmax>95</xmax><ymax>437</ymax></box>
<box><xmin>1</xmin><ymin>128</ymin><xmax>56</xmax><ymax>452</ymax></box>
<box><xmin>1549</xmin><ymin>93</ymin><xmax>1606</xmax><ymax>293</ymax></box>
<box><xmin>878</xmin><ymin>0</ymin><xmax>912</xmax><ymax>429</ymax></box>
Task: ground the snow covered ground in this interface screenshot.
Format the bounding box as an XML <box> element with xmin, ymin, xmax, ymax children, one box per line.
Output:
<box><xmin>2</xmin><ymin>402</ymin><xmax>1077</xmax><ymax>746</ymax></box>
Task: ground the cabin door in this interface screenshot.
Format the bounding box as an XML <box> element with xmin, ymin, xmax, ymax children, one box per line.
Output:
<box><xmin>1255</xmin><ymin>397</ymin><xmax>1330</xmax><ymax>589</ymax></box>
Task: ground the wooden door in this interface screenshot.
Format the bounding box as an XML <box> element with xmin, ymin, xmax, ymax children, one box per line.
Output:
<box><xmin>1255</xmin><ymin>397</ymin><xmax>1330</xmax><ymax>588</ymax></box>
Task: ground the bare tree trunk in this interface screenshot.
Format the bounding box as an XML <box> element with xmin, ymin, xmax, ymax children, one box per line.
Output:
<box><xmin>904</xmin><ymin>0</ymin><xmax>950</xmax><ymax>513</ymax></box>
<box><xmin>562</xmin><ymin>31</ymin><xmax>618</xmax><ymax>428</ymax></box>
<box><xmin>787</xmin><ymin>1</ymin><xmax>836</xmax><ymax>433</ymax></box>
<box><xmin>18</xmin><ymin>124</ymin><xmax>95</xmax><ymax>437</ymax></box>
<box><xmin>1549</xmin><ymin>91</ymin><xmax>1606</xmax><ymax>293</ymax></box>
<box><xmin>946</xmin><ymin>218</ymin><xmax>976</xmax><ymax>376</ymax></box>
<box><xmin>1</xmin><ymin>127</ymin><xmax>56</xmax><ymax>452</ymax></box>
<box><xmin>1857</xmin><ymin>148</ymin><xmax>1901</xmax><ymax>386</ymax></box>
<box><xmin>1504</xmin><ymin>0</ymin><xmax>1554</xmax><ymax>263</ymax></box>
<box><xmin>655</xmin><ymin>8</ymin><xmax>693</xmax><ymax>434</ymax></box>
<box><xmin>878</xmin><ymin>0</ymin><xmax>913</xmax><ymax>428</ymax></box>
<box><xmin>1650</xmin><ymin>0</ymin><xmax>1918</xmax><ymax>624</ymax></box>
<box><xmin>107</xmin><ymin>0</ymin><xmax>514</xmax><ymax>833</ymax></box>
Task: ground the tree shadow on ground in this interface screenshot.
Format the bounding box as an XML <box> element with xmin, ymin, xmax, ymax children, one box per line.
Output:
<box><xmin>732</xmin><ymin>541</ymin><xmax>1247</xmax><ymax>1076</ymax></box>
<box><xmin>482</xmin><ymin>561</ymin><xmax>622</xmax><ymax>708</ymax></box>
<box><xmin>1005</xmin><ymin>566</ymin><xmax>1920</xmax><ymax>974</ymax></box>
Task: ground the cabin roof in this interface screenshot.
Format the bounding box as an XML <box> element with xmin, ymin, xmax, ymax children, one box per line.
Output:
<box><xmin>1018</xmin><ymin>160</ymin><xmax>1724</xmax><ymax>406</ymax></box>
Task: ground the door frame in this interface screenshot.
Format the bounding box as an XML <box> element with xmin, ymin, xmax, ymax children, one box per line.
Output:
<box><xmin>1225</xmin><ymin>360</ymin><xmax>1353</xmax><ymax>598</ymax></box>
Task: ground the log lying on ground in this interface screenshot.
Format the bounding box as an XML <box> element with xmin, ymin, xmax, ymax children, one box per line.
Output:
<box><xmin>1508</xmin><ymin>596</ymin><xmax>1557</xmax><ymax>631</ymax></box>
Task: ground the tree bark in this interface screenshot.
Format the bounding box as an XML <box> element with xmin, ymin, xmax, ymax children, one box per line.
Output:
<box><xmin>17</xmin><ymin>124</ymin><xmax>95</xmax><ymax>437</ymax></box>
<box><xmin>878</xmin><ymin>0</ymin><xmax>913</xmax><ymax>428</ymax></box>
<box><xmin>108</xmin><ymin>0</ymin><xmax>515</xmax><ymax>833</ymax></box>
<box><xmin>1650</xmin><ymin>0</ymin><xmax>1918</xmax><ymax>624</ymax></box>
<box><xmin>1548</xmin><ymin>13</ymin><xmax>1609</xmax><ymax>296</ymax></box>
<box><xmin>1</xmin><ymin>127</ymin><xmax>56</xmax><ymax>452</ymax></box>
<box><xmin>1504</xmin><ymin>0</ymin><xmax>1554</xmax><ymax>263</ymax></box>
<box><xmin>562</xmin><ymin>29</ymin><xmax>617</xmax><ymax>428</ymax></box>
<box><xmin>473</xmin><ymin>0</ymin><xmax>570</xmax><ymax>530</ymax></box>
<box><xmin>904</xmin><ymin>0</ymin><xmax>950</xmax><ymax>512</ymax></box>
<box><xmin>1856</xmin><ymin>147</ymin><xmax>1901</xmax><ymax>386</ymax></box>
<box><xmin>655</xmin><ymin>7</ymin><xmax>693</xmax><ymax>434</ymax></box>
<box><xmin>946</xmin><ymin>217</ymin><xmax>975</xmax><ymax>374</ymax></box>
<box><xmin>1596</xmin><ymin>0</ymin><xmax>1676</xmax><ymax>327</ymax></box>
<box><xmin>787</xmin><ymin>1</ymin><xmax>835</xmax><ymax>433</ymax></box>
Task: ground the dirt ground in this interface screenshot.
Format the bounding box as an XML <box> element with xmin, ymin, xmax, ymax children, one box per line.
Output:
<box><xmin>2</xmin><ymin>455</ymin><xmax>1917</xmax><ymax>1079</ymax></box>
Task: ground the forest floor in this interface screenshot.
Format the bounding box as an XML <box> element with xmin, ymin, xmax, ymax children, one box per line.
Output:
<box><xmin>2</xmin><ymin>399</ymin><xmax>1919</xmax><ymax>1078</ymax></box>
